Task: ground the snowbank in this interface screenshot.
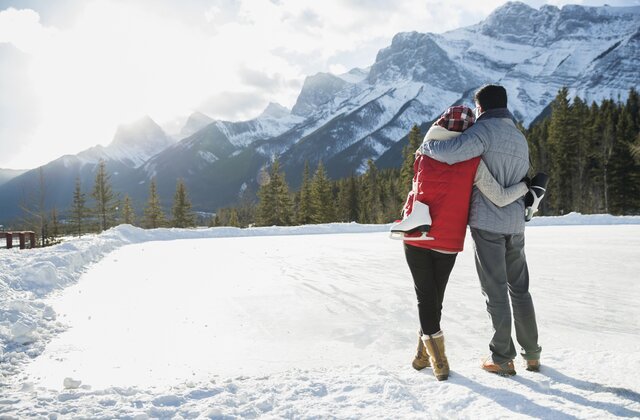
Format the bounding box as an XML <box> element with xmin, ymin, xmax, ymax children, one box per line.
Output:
<box><xmin>527</xmin><ymin>212</ymin><xmax>640</xmax><ymax>226</ymax></box>
<box><xmin>1</xmin><ymin>214</ymin><xmax>639</xmax><ymax>407</ymax></box>
<box><xmin>1</xmin><ymin>215</ymin><xmax>639</xmax><ymax>417</ymax></box>
<box><xmin>0</xmin><ymin>223</ymin><xmax>387</xmax><ymax>382</ymax></box>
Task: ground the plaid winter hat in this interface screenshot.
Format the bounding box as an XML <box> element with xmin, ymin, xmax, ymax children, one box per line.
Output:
<box><xmin>435</xmin><ymin>105</ymin><xmax>475</xmax><ymax>132</ymax></box>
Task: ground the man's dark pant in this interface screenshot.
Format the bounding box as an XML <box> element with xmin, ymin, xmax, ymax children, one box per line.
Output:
<box><xmin>471</xmin><ymin>228</ymin><xmax>542</xmax><ymax>364</ymax></box>
<box><xmin>404</xmin><ymin>244</ymin><xmax>457</xmax><ymax>336</ymax></box>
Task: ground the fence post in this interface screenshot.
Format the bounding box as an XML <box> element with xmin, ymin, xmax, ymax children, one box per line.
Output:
<box><xmin>6</xmin><ymin>233</ymin><xmax>12</xmax><ymax>249</ymax></box>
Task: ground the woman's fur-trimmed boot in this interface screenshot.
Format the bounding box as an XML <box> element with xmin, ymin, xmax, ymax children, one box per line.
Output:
<box><xmin>422</xmin><ymin>331</ymin><xmax>450</xmax><ymax>381</ymax></box>
<box><xmin>412</xmin><ymin>331</ymin><xmax>431</xmax><ymax>371</ymax></box>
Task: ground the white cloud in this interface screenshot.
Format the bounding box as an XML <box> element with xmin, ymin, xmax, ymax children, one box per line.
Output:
<box><xmin>1</xmin><ymin>0</ymin><xmax>637</xmax><ymax>168</ymax></box>
<box><xmin>0</xmin><ymin>8</ymin><xmax>55</xmax><ymax>53</ymax></box>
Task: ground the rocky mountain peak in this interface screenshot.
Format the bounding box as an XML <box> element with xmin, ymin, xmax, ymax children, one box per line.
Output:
<box><xmin>367</xmin><ymin>31</ymin><xmax>478</xmax><ymax>91</ymax></box>
<box><xmin>103</xmin><ymin>116</ymin><xmax>174</xmax><ymax>167</ymax></box>
<box><xmin>180</xmin><ymin>111</ymin><xmax>214</xmax><ymax>139</ymax></box>
<box><xmin>111</xmin><ymin>116</ymin><xmax>166</xmax><ymax>147</ymax></box>
<box><xmin>291</xmin><ymin>73</ymin><xmax>349</xmax><ymax>117</ymax></box>
<box><xmin>259</xmin><ymin>102</ymin><xmax>290</xmax><ymax>119</ymax></box>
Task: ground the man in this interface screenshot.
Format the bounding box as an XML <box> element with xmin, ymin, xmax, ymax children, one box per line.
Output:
<box><xmin>419</xmin><ymin>84</ymin><xmax>541</xmax><ymax>376</ymax></box>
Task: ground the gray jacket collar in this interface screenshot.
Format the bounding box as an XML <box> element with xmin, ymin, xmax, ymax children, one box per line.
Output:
<box><xmin>477</xmin><ymin>108</ymin><xmax>516</xmax><ymax>123</ymax></box>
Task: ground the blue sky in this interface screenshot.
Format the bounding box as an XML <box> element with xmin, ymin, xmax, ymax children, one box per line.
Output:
<box><xmin>1</xmin><ymin>0</ymin><xmax>639</xmax><ymax>169</ymax></box>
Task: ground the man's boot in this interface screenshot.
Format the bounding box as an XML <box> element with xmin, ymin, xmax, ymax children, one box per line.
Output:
<box><xmin>525</xmin><ymin>359</ymin><xmax>540</xmax><ymax>372</ymax></box>
<box><xmin>422</xmin><ymin>331</ymin><xmax>449</xmax><ymax>381</ymax></box>
<box><xmin>412</xmin><ymin>331</ymin><xmax>430</xmax><ymax>371</ymax></box>
<box><xmin>482</xmin><ymin>358</ymin><xmax>516</xmax><ymax>376</ymax></box>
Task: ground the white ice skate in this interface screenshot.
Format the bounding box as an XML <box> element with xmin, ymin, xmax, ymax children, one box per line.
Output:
<box><xmin>525</xmin><ymin>173</ymin><xmax>549</xmax><ymax>222</ymax></box>
<box><xmin>389</xmin><ymin>200</ymin><xmax>434</xmax><ymax>241</ymax></box>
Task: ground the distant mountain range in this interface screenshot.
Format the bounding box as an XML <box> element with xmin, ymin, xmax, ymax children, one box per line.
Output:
<box><xmin>0</xmin><ymin>168</ymin><xmax>27</xmax><ymax>187</ymax></box>
<box><xmin>1</xmin><ymin>1</ymin><xmax>639</xmax><ymax>223</ymax></box>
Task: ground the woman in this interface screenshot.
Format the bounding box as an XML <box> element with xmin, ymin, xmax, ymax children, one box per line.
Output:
<box><xmin>399</xmin><ymin>105</ymin><xmax>528</xmax><ymax>381</ymax></box>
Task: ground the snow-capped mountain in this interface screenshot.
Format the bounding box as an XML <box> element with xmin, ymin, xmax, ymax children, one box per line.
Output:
<box><xmin>179</xmin><ymin>111</ymin><xmax>214</xmax><ymax>139</ymax></box>
<box><xmin>1</xmin><ymin>2</ymin><xmax>638</xmax><ymax>221</ymax></box>
<box><xmin>0</xmin><ymin>117</ymin><xmax>172</xmax><ymax>220</ymax></box>
<box><xmin>77</xmin><ymin>116</ymin><xmax>175</xmax><ymax>168</ymax></box>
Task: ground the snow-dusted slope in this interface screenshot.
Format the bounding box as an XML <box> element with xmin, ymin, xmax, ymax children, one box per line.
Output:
<box><xmin>214</xmin><ymin>103</ymin><xmax>303</xmax><ymax>148</ymax></box>
<box><xmin>1</xmin><ymin>215</ymin><xmax>639</xmax><ymax>417</ymax></box>
<box><xmin>1</xmin><ymin>2</ymin><xmax>638</xmax><ymax>220</ymax></box>
<box><xmin>77</xmin><ymin>116</ymin><xmax>175</xmax><ymax>168</ymax></box>
<box><xmin>178</xmin><ymin>111</ymin><xmax>214</xmax><ymax>139</ymax></box>
<box><xmin>246</xmin><ymin>2</ymin><xmax>640</xmax><ymax>183</ymax></box>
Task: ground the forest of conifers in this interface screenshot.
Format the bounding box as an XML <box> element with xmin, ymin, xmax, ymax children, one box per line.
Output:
<box><xmin>11</xmin><ymin>87</ymin><xmax>640</xmax><ymax>241</ymax></box>
<box><xmin>237</xmin><ymin>87</ymin><xmax>640</xmax><ymax>227</ymax></box>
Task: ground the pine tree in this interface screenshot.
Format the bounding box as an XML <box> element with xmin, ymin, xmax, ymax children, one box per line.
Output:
<box><xmin>360</xmin><ymin>160</ymin><xmax>384</xmax><ymax>223</ymax></box>
<box><xmin>296</xmin><ymin>161</ymin><xmax>314</xmax><ymax>225</ymax></box>
<box><xmin>631</xmin><ymin>133</ymin><xmax>640</xmax><ymax>163</ymax></box>
<box><xmin>69</xmin><ymin>177</ymin><xmax>88</xmax><ymax>237</ymax></box>
<box><xmin>144</xmin><ymin>179</ymin><xmax>166</xmax><ymax>228</ymax></box>
<box><xmin>50</xmin><ymin>207</ymin><xmax>60</xmax><ymax>241</ymax></box>
<box><xmin>92</xmin><ymin>160</ymin><xmax>118</xmax><ymax>231</ymax></box>
<box><xmin>310</xmin><ymin>161</ymin><xmax>334</xmax><ymax>223</ymax></box>
<box><xmin>336</xmin><ymin>175</ymin><xmax>360</xmax><ymax>222</ymax></box>
<box><xmin>598</xmin><ymin>99</ymin><xmax>618</xmax><ymax>213</ymax></box>
<box><xmin>547</xmin><ymin>88</ymin><xmax>573</xmax><ymax>213</ymax></box>
<box><xmin>609</xmin><ymin>111</ymin><xmax>640</xmax><ymax>214</ymax></box>
<box><xmin>122</xmin><ymin>195</ymin><xmax>136</xmax><ymax>225</ymax></box>
<box><xmin>570</xmin><ymin>96</ymin><xmax>591</xmax><ymax>212</ymax></box>
<box><xmin>228</xmin><ymin>208</ymin><xmax>240</xmax><ymax>227</ymax></box>
<box><xmin>171</xmin><ymin>179</ymin><xmax>196</xmax><ymax>228</ymax></box>
<box><xmin>256</xmin><ymin>158</ymin><xmax>292</xmax><ymax>226</ymax></box>
<box><xmin>400</xmin><ymin>125</ymin><xmax>422</xmax><ymax>193</ymax></box>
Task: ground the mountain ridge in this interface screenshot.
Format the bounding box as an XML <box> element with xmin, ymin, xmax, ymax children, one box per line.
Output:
<box><xmin>1</xmin><ymin>1</ymin><xmax>639</xmax><ymax>223</ymax></box>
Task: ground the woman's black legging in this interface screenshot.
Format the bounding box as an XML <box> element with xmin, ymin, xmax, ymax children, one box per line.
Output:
<box><xmin>404</xmin><ymin>243</ymin><xmax>457</xmax><ymax>336</ymax></box>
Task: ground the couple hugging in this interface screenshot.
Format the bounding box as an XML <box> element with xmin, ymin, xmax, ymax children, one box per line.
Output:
<box><xmin>392</xmin><ymin>84</ymin><xmax>547</xmax><ymax>381</ymax></box>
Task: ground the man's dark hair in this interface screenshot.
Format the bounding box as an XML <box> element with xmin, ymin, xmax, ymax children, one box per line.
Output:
<box><xmin>474</xmin><ymin>84</ymin><xmax>508</xmax><ymax>110</ymax></box>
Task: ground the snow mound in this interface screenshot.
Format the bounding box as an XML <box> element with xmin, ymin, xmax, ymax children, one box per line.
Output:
<box><xmin>0</xmin><ymin>215</ymin><xmax>639</xmax><ymax>417</ymax></box>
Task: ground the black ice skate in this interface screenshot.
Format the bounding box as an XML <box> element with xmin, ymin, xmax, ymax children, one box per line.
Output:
<box><xmin>525</xmin><ymin>172</ymin><xmax>549</xmax><ymax>222</ymax></box>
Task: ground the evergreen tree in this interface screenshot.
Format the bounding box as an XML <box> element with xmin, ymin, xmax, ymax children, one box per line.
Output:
<box><xmin>400</xmin><ymin>125</ymin><xmax>422</xmax><ymax>193</ymax></box>
<box><xmin>69</xmin><ymin>177</ymin><xmax>88</xmax><ymax>237</ymax></box>
<box><xmin>92</xmin><ymin>160</ymin><xmax>118</xmax><ymax>231</ymax></box>
<box><xmin>171</xmin><ymin>179</ymin><xmax>196</xmax><ymax>228</ymax></box>
<box><xmin>609</xmin><ymin>111</ymin><xmax>640</xmax><ymax>214</ymax></box>
<box><xmin>631</xmin><ymin>133</ymin><xmax>640</xmax><ymax>164</ymax></box>
<box><xmin>597</xmin><ymin>99</ymin><xmax>618</xmax><ymax>213</ymax></box>
<box><xmin>296</xmin><ymin>161</ymin><xmax>314</xmax><ymax>225</ymax></box>
<box><xmin>144</xmin><ymin>179</ymin><xmax>166</xmax><ymax>228</ymax></box>
<box><xmin>122</xmin><ymin>195</ymin><xmax>136</xmax><ymax>225</ymax></box>
<box><xmin>310</xmin><ymin>161</ymin><xmax>334</xmax><ymax>223</ymax></box>
<box><xmin>336</xmin><ymin>175</ymin><xmax>360</xmax><ymax>222</ymax></box>
<box><xmin>209</xmin><ymin>213</ymin><xmax>220</xmax><ymax>227</ymax></box>
<box><xmin>50</xmin><ymin>207</ymin><xmax>60</xmax><ymax>241</ymax></box>
<box><xmin>256</xmin><ymin>158</ymin><xmax>292</xmax><ymax>226</ymax></box>
<box><xmin>547</xmin><ymin>88</ymin><xmax>573</xmax><ymax>213</ymax></box>
<box><xmin>360</xmin><ymin>160</ymin><xmax>384</xmax><ymax>223</ymax></box>
<box><xmin>570</xmin><ymin>96</ymin><xmax>591</xmax><ymax>212</ymax></box>
<box><xmin>228</xmin><ymin>208</ymin><xmax>240</xmax><ymax>227</ymax></box>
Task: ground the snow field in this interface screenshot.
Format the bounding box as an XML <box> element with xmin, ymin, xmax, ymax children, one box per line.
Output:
<box><xmin>1</xmin><ymin>216</ymin><xmax>639</xmax><ymax>418</ymax></box>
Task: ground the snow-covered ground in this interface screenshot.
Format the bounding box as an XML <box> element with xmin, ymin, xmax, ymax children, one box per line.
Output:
<box><xmin>1</xmin><ymin>214</ymin><xmax>639</xmax><ymax>418</ymax></box>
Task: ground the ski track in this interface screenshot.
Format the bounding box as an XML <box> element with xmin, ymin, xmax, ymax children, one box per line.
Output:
<box><xmin>1</xmin><ymin>222</ymin><xmax>640</xmax><ymax>418</ymax></box>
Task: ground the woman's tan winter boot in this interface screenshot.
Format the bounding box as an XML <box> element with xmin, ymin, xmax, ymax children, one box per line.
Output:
<box><xmin>412</xmin><ymin>331</ymin><xmax>430</xmax><ymax>371</ymax></box>
<box><xmin>422</xmin><ymin>331</ymin><xmax>449</xmax><ymax>381</ymax></box>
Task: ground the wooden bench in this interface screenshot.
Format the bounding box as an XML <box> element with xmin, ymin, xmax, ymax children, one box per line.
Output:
<box><xmin>0</xmin><ymin>231</ymin><xmax>36</xmax><ymax>249</ymax></box>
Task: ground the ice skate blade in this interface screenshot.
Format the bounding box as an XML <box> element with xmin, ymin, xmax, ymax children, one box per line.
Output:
<box><xmin>389</xmin><ymin>232</ymin><xmax>435</xmax><ymax>241</ymax></box>
<box><xmin>525</xmin><ymin>192</ymin><xmax>545</xmax><ymax>221</ymax></box>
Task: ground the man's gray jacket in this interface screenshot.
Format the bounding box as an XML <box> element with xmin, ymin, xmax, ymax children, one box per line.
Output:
<box><xmin>419</xmin><ymin>108</ymin><xmax>528</xmax><ymax>234</ymax></box>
